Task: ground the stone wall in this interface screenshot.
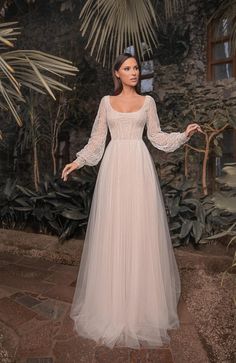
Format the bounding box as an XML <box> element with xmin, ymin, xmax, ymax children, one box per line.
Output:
<box><xmin>149</xmin><ymin>0</ymin><xmax>236</xmax><ymax>189</ymax></box>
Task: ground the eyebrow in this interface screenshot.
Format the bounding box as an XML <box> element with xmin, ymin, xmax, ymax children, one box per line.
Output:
<box><xmin>122</xmin><ymin>65</ymin><xmax>138</xmax><ymax>68</ymax></box>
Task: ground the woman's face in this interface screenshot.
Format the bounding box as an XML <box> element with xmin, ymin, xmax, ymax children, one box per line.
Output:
<box><xmin>115</xmin><ymin>57</ymin><xmax>140</xmax><ymax>87</ymax></box>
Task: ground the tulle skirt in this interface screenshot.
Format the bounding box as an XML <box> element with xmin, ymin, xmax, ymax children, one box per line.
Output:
<box><xmin>70</xmin><ymin>139</ymin><xmax>181</xmax><ymax>349</ymax></box>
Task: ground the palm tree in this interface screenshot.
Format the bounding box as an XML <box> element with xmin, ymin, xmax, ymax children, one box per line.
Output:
<box><xmin>79</xmin><ymin>0</ymin><xmax>186</xmax><ymax>67</ymax></box>
<box><xmin>0</xmin><ymin>21</ymin><xmax>78</xmax><ymax>132</ymax></box>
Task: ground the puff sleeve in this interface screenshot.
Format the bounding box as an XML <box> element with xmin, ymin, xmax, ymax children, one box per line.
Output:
<box><xmin>73</xmin><ymin>96</ymin><xmax>108</xmax><ymax>169</ymax></box>
<box><xmin>146</xmin><ymin>96</ymin><xmax>190</xmax><ymax>152</ymax></box>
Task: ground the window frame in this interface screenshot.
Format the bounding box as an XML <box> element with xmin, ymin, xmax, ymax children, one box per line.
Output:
<box><xmin>207</xmin><ymin>17</ymin><xmax>236</xmax><ymax>81</ymax></box>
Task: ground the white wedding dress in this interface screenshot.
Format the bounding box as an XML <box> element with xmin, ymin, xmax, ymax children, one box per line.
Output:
<box><xmin>70</xmin><ymin>95</ymin><xmax>190</xmax><ymax>349</ymax></box>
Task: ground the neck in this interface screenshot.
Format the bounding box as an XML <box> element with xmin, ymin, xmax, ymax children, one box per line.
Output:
<box><xmin>120</xmin><ymin>85</ymin><xmax>137</xmax><ymax>97</ymax></box>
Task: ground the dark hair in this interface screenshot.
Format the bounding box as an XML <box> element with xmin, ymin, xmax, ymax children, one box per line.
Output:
<box><xmin>112</xmin><ymin>53</ymin><xmax>141</xmax><ymax>96</ymax></box>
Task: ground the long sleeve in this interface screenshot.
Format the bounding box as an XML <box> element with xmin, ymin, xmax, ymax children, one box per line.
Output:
<box><xmin>73</xmin><ymin>96</ymin><xmax>108</xmax><ymax>169</ymax></box>
<box><xmin>146</xmin><ymin>96</ymin><xmax>190</xmax><ymax>153</ymax></box>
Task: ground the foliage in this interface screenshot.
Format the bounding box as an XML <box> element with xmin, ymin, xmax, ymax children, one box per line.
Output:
<box><xmin>0</xmin><ymin>166</ymin><xmax>99</xmax><ymax>242</ymax></box>
<box><xmin>79</xmin><ymin>0</ymin><xmax>158</xmax><ymax>67</ymax></box>
<box><xmin>203</xmin><ymin>163</ymin><xmax>236</xmax><ymax>233</ymax></box>
<box><xmin>0</xmin><ymin>21</ymin><xmax>78</xmax><ymax>130</ymax></box>
<box><xmin>78</xmin><ymin>0</ymin><xmax>189</xmax><ymax>67</ymax></box>
<box><xmin>161</xmin><ymin>175</ymin><xmax>207</xmax><ymax>247</ymax></box>
<box><xmin>203</xmin><ymin>163</ymin><xmax>236</xmax><ymax>304</ymax></box>
<box><xmin>161</xmin><ymin>162</ymin><xmax>236</xmax><ymax>247</ymax></box>
<box><xmin>155</xmin><ymin>23</ymin><xmax>190</xmax><ymax>65</ymax></box>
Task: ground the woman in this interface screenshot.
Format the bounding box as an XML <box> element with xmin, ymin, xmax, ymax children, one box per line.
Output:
<box><xmin>62</xmin><ymin>53</ymin><xmax>202</xmax><ymax>350</ymax></box>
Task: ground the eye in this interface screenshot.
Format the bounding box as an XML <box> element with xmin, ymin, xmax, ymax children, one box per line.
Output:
<box><xmin>124</xmin><ymin>67</ymin><xmax>130</xmax><ymax>71</ymax></box>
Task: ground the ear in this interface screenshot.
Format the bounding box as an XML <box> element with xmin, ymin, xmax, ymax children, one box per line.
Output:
<box><xmin>115</xmin><ymin>71</ymin><xmax>120</xmax><ymax>79</ymax></box>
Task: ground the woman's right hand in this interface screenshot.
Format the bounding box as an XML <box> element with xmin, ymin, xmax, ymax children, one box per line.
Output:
<box><xmin>61</xmin><ymin>161</ymin><xmax>79</xmax><ymax>181</ymax></box>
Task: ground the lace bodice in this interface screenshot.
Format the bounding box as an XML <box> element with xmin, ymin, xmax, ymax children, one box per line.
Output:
<box><xmin>74</xmin><ymin>95</ymin><xmax>190</xmax><ymax>169</ymax></box>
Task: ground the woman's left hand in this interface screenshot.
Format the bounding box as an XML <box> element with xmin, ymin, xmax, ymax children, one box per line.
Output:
<box><xmin>185</xmin><ymin>123</ymin><xmax>203</xmax><ymax>138</ymax></box>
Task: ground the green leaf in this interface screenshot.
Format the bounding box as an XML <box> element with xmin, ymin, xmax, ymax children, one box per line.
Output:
<box><xmin>180</xmin><ymin>220</ymin><xmax>193</xmax><ymax>239</ymax></box>
<box><xmin>60</xmin><ymin>209</ymin><xmax>87</xmax><ymax>220</ymax></box>
<box><xmin>170</xmin><ymin>222</ymin><xmax>181</xmax><ymax>231</ymax></box>
<box><xmin>183</xmin><ymin>198</ymin><xmax>200</xmax><ymax>207</ymax></box>
<box><xmin>192</xmin><ymin>220</ymin><xmax>204</xmax><ymax>243</ymax></box>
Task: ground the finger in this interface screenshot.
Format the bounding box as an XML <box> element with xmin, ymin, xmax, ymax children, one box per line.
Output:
<box><xmin>63</xmin><ymin>166</ymin><xmax>73</xmax><ymax>181</ymax></box>
<box><xmin>62</xmin><ymin>165</ymin><xmax>71</xmax><ymax>178</ymax></box>
<box><xmin>61</xmin><ymin>168</ymin><xmax>66</xmax><ymax>178</ymax></box>
<box><xmin>62</xmin><ymin>165</ymin><xmax>68</xmax><ymax>176</ymax></box>
<box><xmin>63</xmin><ymin>170</ymin><xmax>70</xmax><ymax>180</ymax></box>
<box><xmin>187</xmin><ymin>124</ymin><xmax>197</xmax><ymax>130</ymax></box>
<box><xmin>63</xmin><ymin>172</ymin><xmax>68</xmax><ymax>182</ymax></box>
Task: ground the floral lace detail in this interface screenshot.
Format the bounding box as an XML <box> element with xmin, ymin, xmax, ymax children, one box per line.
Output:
<box><xmin>73</xmin><ymin>96</ymin><xmax>108</xmax><ymax>169</ymax></box>
<box><xmin>146</xmin><ymin>96</ymin><xmax>190</xmax><ymax>152</ymax></box>
<box><xmin>73</xmin><ymin>95</ymin><xmax>190</xmax><ymax>169</ymax></box>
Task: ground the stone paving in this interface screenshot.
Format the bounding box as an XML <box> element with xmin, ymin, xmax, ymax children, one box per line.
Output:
<box><xmin>0</xmin><ymin>252</ymin><xmax>209</xmax><ymax>363</ymax></box>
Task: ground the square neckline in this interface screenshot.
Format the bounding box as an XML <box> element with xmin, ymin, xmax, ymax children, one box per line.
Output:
<box><xmin>108</xmin><ymin>95</ymin><xmax>148</xmax><ymax>114</ymax></box>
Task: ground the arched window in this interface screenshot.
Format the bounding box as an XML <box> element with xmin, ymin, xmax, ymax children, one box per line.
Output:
<box><xmin>207</xmin><ymin>17</ymin><xmax>236</xmax><ymax>81</ymax></box>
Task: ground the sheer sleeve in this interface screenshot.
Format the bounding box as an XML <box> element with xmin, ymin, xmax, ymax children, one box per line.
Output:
<box><xmin>73</xmin><ymin>96</ymin><xmax>108</xmax><ymax>169</ymax></box>
<box><xmin>146</xmin><ymin>96</ymin><xmax>190</xmax><ymax>153</ymax></box>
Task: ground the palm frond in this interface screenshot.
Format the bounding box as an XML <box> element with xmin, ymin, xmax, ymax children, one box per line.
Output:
<box><xmin>0</xmin><ymin>80</ymin><xmax>23</xmax><ymax>125</ymax></box>
<box><xmin>0</xmin><ymin>47</ymin><xmax>78</xmax><ymax>126</ymax></box>
<box><xmin>79</xmin><ymin>0</ymin><xmax>187</xmax><ymax>67</ymax></box>
<box><xmin>0</xmin><ymin>21</ymin><xmax>20</xmax><ymax>47</ymax></box>
<box><xmin>2</xmin><ymin>50</ymin><xmax>78</xmax><ymax>89</ymax></box>
<box><xmin>79</xmin><ymin>0</ymin><xmax>158</xmax><ymax>67</ymax></box>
